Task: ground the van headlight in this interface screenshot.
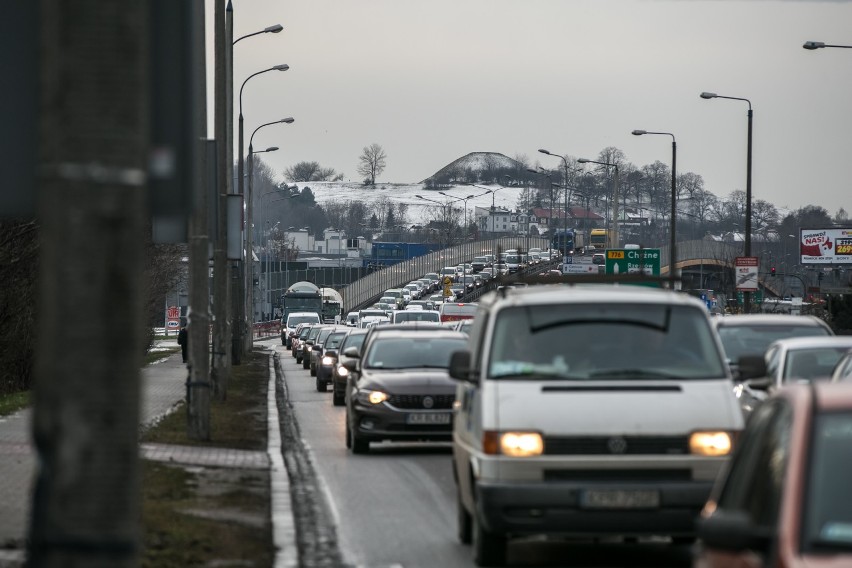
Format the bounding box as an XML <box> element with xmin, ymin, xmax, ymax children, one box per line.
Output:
<box><xmin>484</xmin><ymin>431</ymin><xmax>544</xmax><ymax>457</ymax></box>
<box><xmin>689</xmin><ymin>431</ymin><xmax>733</xmax><ymax>457</ymax></box>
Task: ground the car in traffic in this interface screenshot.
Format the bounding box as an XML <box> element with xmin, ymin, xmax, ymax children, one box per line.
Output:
<box><xmin>448</xmin><ymin>285</ymin><xmax>749</xmax><ymax>566</ymax></box>
<box><xmin>309</xmin><ymin>326</ymin><xmax>338</xmax><ymax>376</ymax></box>
<box><xmin>342</xmin><ymin>327</ymin><xmax>468</xmax><ymax>453</ymax></box>
<box><xmin>695</xmin><ymin>383</ymin><xmax>852</xmax><ymax>568</ymax></box>
<box><xmin>762</xmin><ymin>336</ymin><xmax>852</xmax><ymax>388</ymax></box>
<box><xmin>294</xmin><ymin>324</ymin><xmax>315</xmax><ymax>363</ymax></box>
<box><xmin>300</xmin><ymin>324</ymin><xmax>326</xmax><ymax>369</ymax></box>
<box><xmin>315</xmin><ymin>327</ymin><xmax>350</xmax><ymax>392</ymax></box>
<box><xmin>391</xmin><ymin>310</ymin><xmax>440</xmax><ymax>324</ymax></box>
<box><xmin>831</xmin><ymin>349</ymin><xmax>852</xmax><ymax>383</ymax></box>
<box><xmin>332</xmin><ymin>329</ymin><xmax>368</xmax><ymax>406</ymax></box>
<box><xmin>282</xmin><ymin>311</ymin><xmax>320</xmax><ymax>347</ymax></box>
<box><xmin>438</xmin><ymin>302</ymin><xmax>477</xmax><ymax>323</ymax></box>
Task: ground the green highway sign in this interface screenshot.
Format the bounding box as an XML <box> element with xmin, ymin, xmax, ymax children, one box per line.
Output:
<box><xmin>605</xmin><ymin>248</ymin><xmax>661</xmax><ymax>276</ymax></box>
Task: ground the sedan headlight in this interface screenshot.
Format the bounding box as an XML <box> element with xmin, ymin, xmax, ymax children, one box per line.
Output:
<box><xmin>689</xmin><ymin>431</ymin><xmax>733</xmax><ymax>457</ymax></box>
<box><xmin>336</xmin><ymin>365</ymin><xmax>349</xmax><ymax>377</ymax></box>
<box><xmin>356</xmin><ymin>390</ymin><xmax>389</xmax><ymax>405</ymax></box>
<box><xmin>322</xmin><ymin>356</ymin><xmax>335</xmax><ymax>366</ymax></box>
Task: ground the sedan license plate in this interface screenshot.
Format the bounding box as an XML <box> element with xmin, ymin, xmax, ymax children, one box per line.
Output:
<box><xmin>580</xmin><ymin>489</ymin><xmax>660</xmax><ymax>509</ymax></box>
<box><xmin>406</xmin><ymin>412</ymin><xmax>451</xmax><ymax>425</ymax></box>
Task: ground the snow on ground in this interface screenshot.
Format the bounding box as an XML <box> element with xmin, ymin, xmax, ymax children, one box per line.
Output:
<box><xmin>287</xmin><ymin>181</ymin><xmax>529</xmax><ymax>226</ymax></box>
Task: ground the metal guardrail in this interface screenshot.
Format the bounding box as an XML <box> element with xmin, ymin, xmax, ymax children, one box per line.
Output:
<box><xmin>340</xmin><ymin>237</ymin><xmax>549</xmax><ymax>313</ymax></box>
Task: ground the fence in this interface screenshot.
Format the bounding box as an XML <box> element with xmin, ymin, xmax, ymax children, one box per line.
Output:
<box><xmin>340</xmin><ymin>237</ymin><xmax>549</xmax><ymax>313</ymax></box>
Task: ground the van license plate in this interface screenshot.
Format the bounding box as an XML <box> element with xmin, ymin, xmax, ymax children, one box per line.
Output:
<box><xmin>406</xmin><ymin>413</ymin><xmax>451</xmax><ymax>425</ymax></box>
<box><xmin>580</xmin><ymin>490</ymin><xmax>660</xmax><ymax>509</ymax></box>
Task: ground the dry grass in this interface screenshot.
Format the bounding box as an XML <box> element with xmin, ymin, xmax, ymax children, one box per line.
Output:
<box><xmin>140</xmin><ymin>349</ymin><xmax>274</xmax><ymax>567</ymax></box>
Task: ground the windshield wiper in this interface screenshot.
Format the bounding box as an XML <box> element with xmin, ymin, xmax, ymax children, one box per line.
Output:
<box><xmin>588</xmin><ymin>369</ymin><xmax>679</xmax><ymax>380</ymax></box>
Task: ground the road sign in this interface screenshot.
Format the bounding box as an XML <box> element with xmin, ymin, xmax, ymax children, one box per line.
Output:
<box><xmin>166</xmin><ymin>305</ymin><xmax>180</xmax><ymax>319</ymax></box>
<box><xmin>563</xmin><ymin>263</ymin><xmax>598</xmax><ymax>274</ymax></box>
<box><xmin>735</xmin><ymin>257</ymin><xmax>759</xmax><ymax>291</ymax></box>
<box><xmin>604</xmin><ymin>248</ymin><xmax>661</xmax><ymax>276</ymax></box>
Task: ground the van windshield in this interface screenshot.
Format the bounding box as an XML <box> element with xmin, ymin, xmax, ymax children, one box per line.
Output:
<box><xmin>488</xmin><ymin>303</ymin><xmax>725</xmax><ymax>380</ymax></box>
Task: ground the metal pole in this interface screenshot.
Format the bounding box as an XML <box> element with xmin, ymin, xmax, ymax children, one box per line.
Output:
<box><xmin>670</xmin><ymin>139</ymin><xmax>677</xmax><ymax>283</ymax></box>
<box><xmin>744</xmin><ymin>107</ymin><xmax>753</xmax><ymax>314</ymax></box>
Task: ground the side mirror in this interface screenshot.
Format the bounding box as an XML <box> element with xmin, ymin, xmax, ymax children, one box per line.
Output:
<box><xmin>312</xmin><ymin>344</ymin><xmax>321</xmax><ymax>351</ymax></box>
<box><xmin>343</xmin><ymin>346</ymin><xmax>360</xmax><ymax>358</ymax></box>
<box><xmin>696</xmin><ymin>509</ymin><xmax>772</xmax><ymax>553</ymax></box>
<box><xmin>449</xmin><ymin>350</ymin><xmax>476</xmax><ymax>383</ymax></box>
<box><xmin>342</xmin><ymin>359</ymin><xmax>359</xmax><ymax>373</ymax></box>
<box><xmin>738</xmin><ymin>355</ymin><xmax>768</xmax><ymax>382</ymax></box>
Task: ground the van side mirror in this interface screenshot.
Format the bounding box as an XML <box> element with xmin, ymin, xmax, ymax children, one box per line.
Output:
<box><xmin>449</xmin><ymin>350</ymin><xmax>476</xmax><ymax>383</ymax></box>
<box><xmin>737</xmin><ymin>355</ymin><xmax>767</xmax><ymax>382</ymax></box>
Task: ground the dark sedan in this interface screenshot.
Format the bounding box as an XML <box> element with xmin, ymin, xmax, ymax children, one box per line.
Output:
<box><xmin>342</xmin><ymin>329</ymin><xmax>468</xmax><ymax>454</ymax></box>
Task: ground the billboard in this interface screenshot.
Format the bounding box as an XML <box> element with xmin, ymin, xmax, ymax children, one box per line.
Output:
<box><xmin>800</xmin><ymin>228</ymin><xmax>852</xmax><ymax>265</ymax></box>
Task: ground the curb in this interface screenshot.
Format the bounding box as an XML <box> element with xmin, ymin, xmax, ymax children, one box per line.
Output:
<box><xmin>268</xmin><ymin>352</ymin><xmax>298</xmax><ymax>568</ymax></box>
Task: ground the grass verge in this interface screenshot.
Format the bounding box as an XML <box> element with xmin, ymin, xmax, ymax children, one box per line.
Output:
<box><xmin>140</xmin><ymin>349</ymin><xmax>274</xmax><ymax>567</ymax></box>
<box><xmin>0</xmin><ymin>391</ymin><xmax>30</xmax><ymax>418</ymax></box>
<box><xmin>144</xmin><ymin>347</ymin><xmax>181</xmax><ymax>366</ymax></box>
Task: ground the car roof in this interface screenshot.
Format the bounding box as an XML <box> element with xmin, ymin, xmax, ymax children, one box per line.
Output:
<box><xmin>712</xmin><ymin>314</ymin><xmax>832</xmax><ymax>329</ymax></box>
<box><xmin>477</xmin><ymin>284</ymin><xmax>707</xmax><ymax>311</ymax></box>
<box><xmin>767</xmin><ymin>336</ymin><xmax>852</xmax><ymax>351</ymax></box>
<box><xmin>778</xmin><ymin>383</ymin><xmax>852</xmax><ymax>412</ymax></box>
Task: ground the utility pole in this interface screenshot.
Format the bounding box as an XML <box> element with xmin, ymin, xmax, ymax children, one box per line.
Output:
<box><xmin>212</xmin><ymin>0</ymin><xmax>234</xmax><ymax>398</ymax></box>
<box><xmin>187</xmin><ymin>0</ymin><xmax>210</xmax><ymax>439</ymax></box>
<box><xmin>29</xmin><ymin>1</ymin><xmax>149</xmax><ymax>565</ymax></box>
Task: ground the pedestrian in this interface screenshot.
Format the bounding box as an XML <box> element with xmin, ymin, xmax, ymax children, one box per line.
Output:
<box><xmin>177</xmin><ymin>321</ymin><xmax>188</xmax><ymax>363</ymax></box>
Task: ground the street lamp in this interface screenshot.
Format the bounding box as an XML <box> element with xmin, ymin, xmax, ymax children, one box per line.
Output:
<box><xmin>246</xmin><ymin>117</ymin><xmax>293</xmax><ymax>337</ymax></box>
<box><xmin>632</xmin><ymin>130</ymin><xmax>677</xmax><ymax>281</ymax></box>
<box><xmin>236</xmin><ymin>64</ymin><xmax>289</xmax><ymax>351</ymax></box>
<box><xmin>527</xmin><ymin>168</ymin><xmax>554</xmax><ymax>239</ymax></box>
<box><xmin>233</xmin><ymin>24</ymin><xmax>284</xmax><ymax>45</ymax></box>
<box><xmin>578</xmin><ymin>158</ymin><xmax>620</xmax><ymax>249</ymax></box>
<box><xmin>700</xmin><ymin>91</ymin><xmax>753</xmax><ymax>312</ymax></box>
<box><xmin>438</xmin><ymin>191</ymin><xmax>481</xmax><ymax>240</ymax></box>
<box><xmin>803</xmin><ymin>40</ymin><xmax>852</xmax><ymax>50</ymax></box>
<box><xmin>416</xmin><ymin>194</ymin><xmax>465</xmax><ymax>247</ymax></box>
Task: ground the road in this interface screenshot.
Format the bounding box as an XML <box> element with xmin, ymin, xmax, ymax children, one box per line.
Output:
<box><xmin>275</xmin><ymin>345</ymin><xmax>694</xmax><ymax>568</ymax></box>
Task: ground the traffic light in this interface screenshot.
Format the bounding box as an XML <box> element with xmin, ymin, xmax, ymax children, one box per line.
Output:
<box><xmin>771</xmin><ymin>267</ymin><xmax>776</xmax><ymax>277</ymax></box>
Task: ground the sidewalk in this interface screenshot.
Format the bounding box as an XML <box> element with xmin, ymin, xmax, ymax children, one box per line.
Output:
<box><xmin>0</xmin><ymin>342</ymin><xmax>293</xmax><ymax>567</ymax></box>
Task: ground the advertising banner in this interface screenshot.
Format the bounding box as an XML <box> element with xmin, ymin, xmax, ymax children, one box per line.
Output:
<box><xmin>800</xmin><ymin>228</ymin><xmax>852</xmax><ymax>265</ymax></box>
<box><xmin>735</xmin><ymin>257</ymin><xmax>759</xmax><ymax>291</ymax></box>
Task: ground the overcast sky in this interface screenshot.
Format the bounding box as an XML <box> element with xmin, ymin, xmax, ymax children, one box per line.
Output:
<box><xmin>208</xmin><ymin>0</ymin><xmax>852</xmax><ymax>217</ymax></box>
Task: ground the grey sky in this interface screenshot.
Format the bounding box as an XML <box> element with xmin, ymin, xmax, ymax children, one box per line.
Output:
<box><xmin>210</xmin><ymin>0</ymin><xmax>852</xmax><ymax>216</ymax></box>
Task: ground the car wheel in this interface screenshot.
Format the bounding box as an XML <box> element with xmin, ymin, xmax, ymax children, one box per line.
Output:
<box><xmin>349</xmin><ymin>422</ymin><xmax>369</xmax><ymax>454</ymax></box>
<box><xmin>303</xmin><ymin>357</ymin><xmax>309</xmax><ymax>369</ymax></box>
<box><xmin>316</xmin><ymin>377</ymin><xmax>327</xmax><ymax>392</ymax></box>
<box><xmin>472</xmin><ymin>507</ymin><xmax>506</xmax><ymax>566</ymax></box>
<box><xmin>457</xmin><ymin>489</ymin><xmax>472</xmax><ymax>545</ymax></box>
<box><xmin>345</xmin><ymin>417</ymin><xmax>352</xmax><ymax>449</ymax></box>
<box><xmin>332</xmin><ymin>386</ymin><xmax>345</xmax><ymax>407</ymax></box>
<box><xmin>310</xmin><ymin>364</ymin><xmax>316</xmax><ymax>377</ymax></box>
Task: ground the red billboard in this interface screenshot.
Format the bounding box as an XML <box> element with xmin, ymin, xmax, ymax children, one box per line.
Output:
<box><xmin>800</xmin><ymin>228</ymin><xmax>852</xmax><ymax>265</ymax></box>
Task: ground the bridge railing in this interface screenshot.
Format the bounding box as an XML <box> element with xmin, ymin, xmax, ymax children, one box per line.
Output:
<box><xmin>341</xmin><ymin>237</ymin><xmax>549</xmax><ymax>313</ymax></box>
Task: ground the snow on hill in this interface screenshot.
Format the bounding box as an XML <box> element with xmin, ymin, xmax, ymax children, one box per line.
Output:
<box><xmin>288</xmin><ymin>181</ymin><xmax>527</xmax><ymax>226</ymax></box>
<box><xmin>425</xmin><ymin>151</ymin><xmax>524</xmax><ymax>183</ymax></box>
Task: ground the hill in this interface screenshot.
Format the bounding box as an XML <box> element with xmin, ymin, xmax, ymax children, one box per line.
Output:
<box><xmin>422</xmin><ymin>152</ymin><xmax>526</xmax><ymax>187</ymax></box>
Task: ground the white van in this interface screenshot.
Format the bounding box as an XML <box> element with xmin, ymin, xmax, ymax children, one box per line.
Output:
<box><xmin>448</xmin><ymin>285</ymin><xmax>749</xmax><ymax>566</ymax></box>
<box><xmin>282</xmin><ymin>311</ymin><xmax>321</xmax><ymax>347</ymax></box>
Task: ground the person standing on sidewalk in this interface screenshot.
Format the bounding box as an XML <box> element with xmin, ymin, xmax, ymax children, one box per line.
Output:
<box><xmin>178</xmin><ymin>320</ymin><xmax>189</xmax><ymax>363</ymax></box>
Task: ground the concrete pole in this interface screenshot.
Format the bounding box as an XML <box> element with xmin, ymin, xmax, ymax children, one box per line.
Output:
<box><xmin>29</xmin><ymin>1</ymin><xmax>148</xmax><ymax>564</ymax></box>
<box><xmin>212</xmin><ymin>0</ymin><xmax>233</xmax><ymax>399</ymax></box>
<box><xmin>187</xmin><ymin>0</ymin><xmax>210</xmax><ymax>439</ymax></box>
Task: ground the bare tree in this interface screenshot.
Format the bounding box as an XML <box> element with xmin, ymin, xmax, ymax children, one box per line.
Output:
<box><xmin>357</xmin><ymin>143</ymin><xmax>387</xmax><ymax>185</ymax></box>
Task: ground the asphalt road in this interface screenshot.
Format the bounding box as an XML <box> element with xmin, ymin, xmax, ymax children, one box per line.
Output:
<box><xmin>275</xmin><ymin>345</ymin><xmax>695</xmax><ymax>568</ymax></box>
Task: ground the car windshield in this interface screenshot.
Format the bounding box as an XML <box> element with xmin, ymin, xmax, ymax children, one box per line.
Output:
<box><xmin>299</xmin><ymin>327</ymin><xmax>312</xmax><ymax>339</ymax></box>
<box><xmin>802</xmin><ymin>411</ymin><xmax>852</xmax><ymax>552</ymax></box>
<box><xmin>317</xmin><ymin>328</ymin><xmax>334</xmax><ymax>343</ymax></box>
<box><xmin>365</xmin><ymin>337</ymin><xmax>467</xmax><ymax>370</ymax></box>
<box><xmin>288</xmin><ymin>315</ymin><xmax>318</xmax><ymax>326</ymax></box>
<box><xmin>717</xmin><ymin>324</ymin><xmax>830</xmax><ymax>362</ymax></box>
<box><xmin>307</xmin><ymin>326</ymin><xmax>323</xmax><ymax>340</ymax></box>
<box><xmin>341</xmin><ymin>333</ymin><xmax>367</xmax><ymax>352</ymax></box>
<box><xmin>395</xmin><ymin>311</ymin><xmax>440</xmax><ymax>323</ymax></box>
<box><xmin>326</xmin><ymin>332</ymin><xmax>347</xmax><ymax>349</ymax></box>
<box><xmin>488</xmin><ymin>303</ymin><xmax>725</xmax><ymax>380</ymax></box>
<box><xmin>783</xmin><ymin>348</ymin><xmax>851</xmax><ymax>382</ymax></box>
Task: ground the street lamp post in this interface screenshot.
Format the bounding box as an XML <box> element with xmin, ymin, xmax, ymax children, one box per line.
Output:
<box><xmin>632</xmin><ymin>130</ymin><xmax>677</xmax><ymax>283</ymax></box>
<box><xmin>700</xmin><ymin>91</ymin><xmax>753</xmax><ymax>312</ymax></box>
<box><xmin>438</xmin><ymin>191</ymin><xmax>485</xmax><ymax>240</ymax></box>
<box><xmin>416</xmin><ymin>194</ymin><xmax>466</xmax><ymax>248</ymax></box>
<box><xmin>578</xmin><ymin>158</ymin><xmax>620</xmax><ymax>249</ymax></box>
<box><xmin>233</xmin><ymin>23</ymin><xmax>283</xmax><ymax>45</ymax></box>
<box><xmin>803</xmin><ymin>41</ymin><xmax>852</xmax><ymax>50</ymax></box>
<box><xmin>527</xmin><ymin>168</ymin><xmax>553</xmax><ymax>242</ymax></box>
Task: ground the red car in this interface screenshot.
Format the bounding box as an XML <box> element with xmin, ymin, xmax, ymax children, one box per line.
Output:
<box><xmin>695</xmin><ymin>383</ymin><xmax>852</xmax><ymax>568</ymax></box>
